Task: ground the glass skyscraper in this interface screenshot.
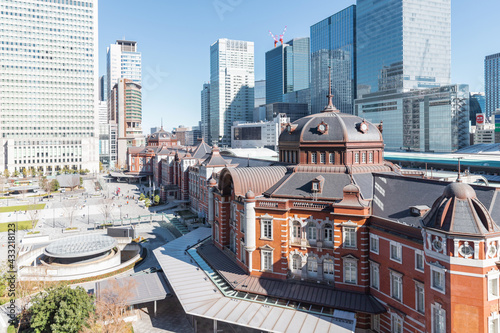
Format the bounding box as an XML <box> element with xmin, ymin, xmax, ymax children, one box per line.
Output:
<box><xmin>265</xmin><ymin>38</ymin><xmax>310</xmax><ymax>105</ymax></box>
<box><xmin>310</xmin><ymin>5</ymin><xmax>356</xmax><ymax>114</ymax></box>
<box><xmin>0</xmin><ymin>0</ymin><xmax>99</xmax><ymax>174</ymax></box>
<box><xmin>470</xmin><ymin>92</ymin><xmax>486</xmax><ymax>125</ymax></box>
<box><xmin>485</xmin><ymin>53</ymin><xmax>500</xmax><ymax>118</ymax></box>
<box><xmin>356</xmin><ymin>0</ymin><xmax>451</xmax><ymax>98</ymax></box>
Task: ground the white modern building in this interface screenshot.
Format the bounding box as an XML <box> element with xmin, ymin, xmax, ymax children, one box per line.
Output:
<box><xmin>0</xmin><ymin>0</ymin><xmax>99</xmax><ymax>174</ymax></box>
<box><xmin>210</xmin><ymin>39</ymin><xmax>255</xmax><ymax>147</ymax></box>
<box><xmin>106</xmin><ymin>40</ymin><xmax>141</xmax><ymax>121</ymax></box>
<box><xmin>231</xmin><ymin>114</ymin><xmax>288</xmax><ymax>151</ymax></box>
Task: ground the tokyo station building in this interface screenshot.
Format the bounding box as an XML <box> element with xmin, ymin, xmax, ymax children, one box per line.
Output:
<box><xmin>131</xmin><ymin>100</ymin><xmax>500</xmax><ymax>332</ymax></box>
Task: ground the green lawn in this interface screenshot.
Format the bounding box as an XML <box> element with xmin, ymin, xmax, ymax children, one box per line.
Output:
<box><xmin>0</xmin><ymin>203</ymin><xmax>45</xmax><ymax>213</ymax></box>
<box><xmin>0</xmin><ymin>220</ymin><xmax>36</xmax><ymax>232</ymax></box>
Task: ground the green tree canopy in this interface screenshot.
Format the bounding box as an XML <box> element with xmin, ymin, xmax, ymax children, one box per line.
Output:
<box><xmin>29</xmin><ymin>285</ymin><xmax>94</xmax><ymax>333</ymax></box>
<box><xmin>51</xmin><ymin>179</ymin><xmax>60</xmax><ymax>192</ymax></box>
<box><xmin>153</xmin><ymin>195</ymin><xmax>160</xmax><ymax>205</ymax></box>
<box><xmin>144</xmin><ymin>198</ymin><xmax>151</xmax><ymax>208</ymax></box>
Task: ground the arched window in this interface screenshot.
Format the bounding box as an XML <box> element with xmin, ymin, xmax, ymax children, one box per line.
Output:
<box><xmin>307</xmin><ymin>256</ymin><xmax>318</xmax><ymax>278</ymax></box>
<box><xmin>323</xmin><ymin>223</ymin><xmax>333</xmax><ymax>245</ymax></box>
<box><xmin>323</xmin><ymin>259</ymin><xmax>334</xmax><ymax>280</ymax></box>
<box><xmin>292</xmin><ymin>221</ymin><xmax>301</xmax><ymax>244</ymax></box>
<box><xmin>307</xmin><ymin>222</ymin><xmax>317</xmax><ymax>244</ymax></box>
<box><xmin>291</xmin><ymin>254</ymin><xmax>302</xmax><ymax>275</ymax></box>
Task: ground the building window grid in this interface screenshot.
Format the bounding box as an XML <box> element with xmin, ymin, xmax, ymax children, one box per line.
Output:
<box><xmin>390</xmin><ymin>271</ymin><xmax>403</xmax><ymax>302</ymax></box>
<box><xmin>415</xmin><ymin>282</ymin><xmax>425</xmax><ymax>313</ymax></box>
<box><xmin>415</xmin><ymin>250</ymin><xmax>424</xmax><ymax>272</ymax></box>
<box><xmin>488</xmin><ymin>272</ymin><xmax>500</xmax><ymax>301</ymax></box>
<box><xmin>261</xmin><ymin>219</ymin><xmax>272</xmax><ymax>239</ymax></box>
<box><xmin>343</xmin><ymin>226</ymin><xmax>356</xmax><ymax>248</ymax></box>
<box><xmin>432</xmin><ymin>303</ymin><xmax>446</xmax><ymax>333</ymax></box>
<box><xmin>390</xmin><ymin>241</ymin><xmax>402</xmax><ymax>263</ymax></box>
<box><xmin>370</xmin><ymin>262</ymin><xmax>379</xmax><ymax>290</ymax></box>
<box><xmin>370</xmin><ymin>234</ymin><xmax>379</xmax><ymax>254</ymax></box>
<box><xmin>431</xmin><ymin>266</ymin><xmax>445</xmax><ymax>293</ymax></box>
<box><xmin>343</xmin><ymin>259</ymin><xmax>357</xmax><ymax>284</ymax></box>
<box><xmin>262</xmin><ymin>250</ymin><xmax>273</xmax><ymax>271</ymax></box>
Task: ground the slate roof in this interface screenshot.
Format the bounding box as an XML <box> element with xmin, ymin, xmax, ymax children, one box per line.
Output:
<box><xmin>191</xmin><ymin>139</ymin><xmax>212</xmax><ymax>159</ymax></box>
<box><xmin>198</xmin><ymin>243</ymin><xmax>385</xmax><ymax>315</ymax></box>
<box><xmin>279</xmin><ymin>112</ymin><xmax>382</xmax><ymax>144</ymax></box>
<box><xmin>372</xmin><ymin>173</ymin><xmax>500</xmax><ymax>227</ymax></box>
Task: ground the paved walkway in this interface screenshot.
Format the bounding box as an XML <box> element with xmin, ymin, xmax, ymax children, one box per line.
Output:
<box><xmin>133</xmin><ymin>297</ymin><xmax>193</xmax><ymax>333</ymax></box>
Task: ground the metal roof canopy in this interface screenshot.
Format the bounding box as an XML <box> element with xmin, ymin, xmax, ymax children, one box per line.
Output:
<box><xmin>153</xmin><ymin>228</ymin><xmax>354</xmax><ymax>333</ymax></box>
<box><xmin>96</xmin><ymin>272</ymin><xmax>171</xmax><ymax>306</ymax></box>
<box><xmin>44</xmin><ymin>234</ymin><xmax>117</xmax><ymax>258</ymax></box>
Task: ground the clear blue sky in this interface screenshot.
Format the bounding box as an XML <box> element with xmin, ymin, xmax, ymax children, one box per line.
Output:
<box><xmin>98</xmin><ymin>0</ymin><xmax>500</xmax><ymax>132</ymax></box>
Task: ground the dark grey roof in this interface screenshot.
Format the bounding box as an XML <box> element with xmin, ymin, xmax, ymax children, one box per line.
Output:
<box><xmin>279</xmin><ymin>112</ymin><xmax>382</xmax><ymax>144</ymax></box>
<box><xmin>267</xmin><ymin>172</ymin><xmax>354</xmax><ymax>200</ymax></box>
<box><xmin>192</xmin><ymin>140</ymin><xmax>212</xmax><ymax>159</ymax></box>
<box><xmin>56</xmin><ymin>174</ymin><xmax>80</xmax><ymax>188</ymax></box>
<box><xmin>352</xmin><ymin>173</ymin><xmax>374</xmax><ymax>200</ymax></box>
<box><xmin>198</xmin><ymin>243</ymin><xmax>385</xmax><ymax>315</ymax></box>
<box><xmin>372</xmin><ymin>173</ymin><xmax>500</xmax><ymax>227</ymax></box>
<box><xmin>96</xmin><ymin>272</ymin><xmax>171</xmax><ymax>306</ymax></box>
<box><xmin>230</xmin><ymin>157</ymin><xmax>277</xmax><ymax>168</ymax></box>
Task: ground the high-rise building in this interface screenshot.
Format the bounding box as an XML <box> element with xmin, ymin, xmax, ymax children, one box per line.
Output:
<box><xmin>254</xmin><ymin>80</ymin><xmax>266</xmax><ymax>108</ymax></box>
<box><xmin>106</xmin><ymin>40</ymin><xmax>141</xmax><ymax>120</ymax></box>
<box><xmin>201</xmin><ymin>83</ymin><xmax>211</xmax><ymax>143</ymax></box>
<box><xmin>470</xmin><ymin>92</ymin><xmax>486</xmax><ymax>125</ymax></box>
<box><xmin>110</xmin><ymin>79</ymin><xmax>144</xmax><ymax>168</ymax></box>
<box><xmin>0</xmin><ymin>0</ymin><xmax>99</xmax><ymax>174</ymax></box>
<box><xmin>99</xmin><ymin>75</ymin><xmax>107</xmax><ymax>102</ymax></box>
<box><xmin>485</xmin><ymin>53</ymin><xmax>500</xmax><ymax>118</ymax></box>
<box><xmin>356</xmin><ymin>84</ymin><xmax>469</xmax><ymax>152</ymax></box>
<box><xmin>210</xmin><ymin>39</ymin><xmax>255</xmax><ymax>146</ymax></box>
<box><xmin>265</xmin><ymin>38</ymin><xmax>310</xmax><ymax>105</ymax></box>
<box><xmin>356</xmin><ymin>0</ymin><xmax>451</xmax><ymax>98</ymax></box>
<box><xmin>310</xmin><ymin>6</ymin><xmax>356</xmax><ymax>114</ymax></box>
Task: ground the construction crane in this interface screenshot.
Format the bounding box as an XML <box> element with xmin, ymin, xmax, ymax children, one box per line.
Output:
<box><xmin>269</xmin><ymin>26</ymin><xmax>287</xmax><ymax>47</ymax></box>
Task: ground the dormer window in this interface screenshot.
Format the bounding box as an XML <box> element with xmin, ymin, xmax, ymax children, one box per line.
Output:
<box><xmin>311</xmin><ymin>176</ymin><xmax>324</xmax><ymax>193</ymax></box>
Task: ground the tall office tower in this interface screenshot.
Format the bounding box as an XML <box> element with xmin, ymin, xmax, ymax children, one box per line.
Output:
<box><xmin>210</xmin><ymin>39</ymin><xmax>255</xmax><ymax>146</ymax></box>
<box><xmin>485</xmin><ymin>53</ymin><xmax>500</xmax><ymax>118</ymax></box>
<box><xmin>356</xmin><ymin>0</ymin><xmax>451</xmax><ymax>98</ymax></box>
<box><xmin>201</xmin><ymin>83</ymin><xmax>211</xmax><ymax>143</ymax></box>
<box><xmin>99</xmin><ymin>75</ymin><xmax>107</xmax><ymax>102</ymax></box>
<box><xmin>255</xmin><ymin>80</ymin><xmax>266</xmax><ymax>108</ymax></box>
<box><xmin>470</xmin><ymin>92</ymin><xmax>486</xmax><ymax>125</ymax></box>
<box><xmin>106</xmin><ymin>40</ymin><xmax>141</xmax><ymax>120</ymax></box>
<box><xmin>310</xmin><ymin>6</ymin><xmax>356</xmax><ymax>114</ymax></box>
<box><xmin>265</xmin><ymin>38</ymin><xmax>310</xmax><ymax>105</ymax></box>
<box><xmin>110</xmin><ymin>79</ymin><xmax>144</xmax><ymax>169</ymax></box>
<box><xmin>0</xmin><ymin>0</ymin><xmax>99</xmax><ymax>174</ymax></box>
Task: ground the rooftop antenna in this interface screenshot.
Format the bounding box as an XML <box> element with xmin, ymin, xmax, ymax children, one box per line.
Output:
<box><xmin>456</xmin><ymin>157</ymin><xmax>463</xmax><ymax>182</ymax></box>
<box><xmin>161</xmin><ymin>118</ymin><xmax>163</xmax><ymax>129</ymax></box>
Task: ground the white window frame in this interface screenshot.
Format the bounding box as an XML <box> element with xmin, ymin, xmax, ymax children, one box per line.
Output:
<box><xmin>390</xmin><ymin>271</ymin><xmax>403</xmax><ymax>302</ymax></box>
<box><xmin>329</xmin><ymin>152</ymin><xmax>334</xmax><ymax>164</ymax></box>
<box><xmin>323</xmin><ymin>224</ymin><xmax>333</xmax><ymax>243</ymax></box>
<box><xmin>415</xmin><ymin>281</ymin><xmax>425</xmax><ymax>314</ymax></box>
<box><xmin>343</xmin><ymin>258</ymin><xmax>357</xmax><ymax>284</ymax></box>
<box><xmin>390</xmin><ymin>241</ymin><xmax>402</xmax><ymax>263</ymax></box>
<box><xmin>431</xmin><ymin>303</ymin><xmax>446</xmax><ymax>333</ymax></box>
<box><xmin>391</xmin><ymin>313</ymin><xmax>403</xmax><ymax>333</ymax></box>
<box><xmin>261</xmin><ymin>219</ymin><xmax>273</xmax><ymax>240</ymax></box>
<box><xmin>320</xmin><ymin>152</ymin><xmax>326</xmax><ymax>164</ymax></box>
<box><xmin>323</xmin><ymin>259</ymin><xmax>334</xmax><ymax>279</ymax></box>
<box><xmin>343</xmin><ymin>226</ymin><xmax>357</xmax><ymax>249</ymax></box>
<box><xmin>370</xmin><ymin>234</ymin><xmax>379</xmax><ymax>254</ymax></box>
<box><xmin>415</xmin><ymin>249</ymin><xmax>424</xmax><ymax>272</ymax></box>
<box><xmin>311</xmin><ymin>152</ymin><xmax>317</xmax><ymax>164</ymax></box>
<box><xmin>488</xmin><ymin>270</ymin><xmax>500</xmax><ymax>301</ymax></box>
<box><xmin>354</xmin><ymin>152</ymin><xmax>359</xmax><ymax>163</ymax></box>
<box><xmin>240</xmin><ymin>242</ymin><xmax>246</xmax><ymax>263</ymax></box>
<box><xmin>488</xmin><ymin>312</ymin><xmax>499</xmax><ymax>333</ymax></box>
<box><xmin>371</xmin><ymin>314</ymin><xmax>380</xmax><ymax>332</ymax></box>
<box><xmin>369</xmin><ymin>151</ymin><xmax>374</xmax><ymax>163</ymax></box>
<box><xmin>370</xmin><ymin>262</ymin><xmax>380</xmax><ymax>290</ymax></box>
<box><xmin>307</xmin><ymin>257</ymin><xmax>318</xmax><ymax>274</ymax></box>
<box><xmin>362</xmin><ymin>152</ymin><xmax>366</xmax><ymax>163</ymax></box>
<box><xmin>291</xmin><ymin>254</ymin><xmax>302</xmax><ymax>273</ymax></box>
<box><xmin>214</xmin><ymin>224</ymin><xmax>219</xmax><ymax>243</ymax></box>
<box><xmin>215</xmin><ymin>200</ymin><xmax>219</xmax><ymax>217</ymax></box>
<box><xmin>261</xmin><ymin>250</ymin><xmax>273</xmax><ymax>272</ymax></box>
<box><xmin>291</xmin><ymin>221</ymin><xmax>301</xmax><ymax>242</ymax></box>
<box><xmin>430</xmin><ymin>265</ymin><xmax>446</xmax><ymax>294</ymax></box>
<box><xmin>307</xmin><ymin>223</ymin><xmax>317</xmax><ymax>241</ymax></box>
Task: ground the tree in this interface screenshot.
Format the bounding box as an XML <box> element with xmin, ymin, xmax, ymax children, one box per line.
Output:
<box><xmin>63</xmin><ymin>200</ymin><xmax>79</xmax><ymax>228</ymax></box>
<box><xmin>139</xmin><ymin>193</ymin><xmax>145</xmax><ymax>201</ymax></box>
<box><xmin>41</xmin><ymin>177</ymin><xmax>52</xmax><ymax>195</ymax></box>
<box><xmin>13</xmin><ymin>170</ymin><xmax>19</xmax><ymax>178</ymax></box>
<box><xmin>51</xmin><ymin>179</ymin><xmax>60</xmax><ymax>192</ymax></box>
<box><xmin>144</xmin><ymin>198</ymin><xmax>151</xmax><ymax>209</ymax></box>
<box><xmin>27</xmin><ymin>205</ymin><xmax>40</xmax><ymax>231</ymax></box>
<box><xmin>100</xmin><ymin>198</ymin><xmax>114</xmax><ymax>225</ymax></box>
<box><xmin>99</xmin><ymin>162</ymin><xmax>104</xmax><ymax>173</ymax></box>
<box><xmin>28</xmin><ymin>285</ymin><xmax>94</xmax><ymax>333</ymax></box>
<box><xmin>82</xmin><ymin>279</ymin><xmax>136</xmax><ymax>333</ymax></box>
<box><xmin>153</xmin><ymin>195</ymin><xmax>160</xmax><ymax>205</ymax></box>
<box><xmin>80</xmin><ymin>176</ymin><xmax>83</xmax><ymax>186</ymax></box>
<box><xmin>21</xmin><ymin>168</ymin><xmax>27</xmax><ymax>178</ymax></box>
<box><xmin>3</xmin><ymin>169</ymin><xmax>10</xmax><ymax>179</ymax></box>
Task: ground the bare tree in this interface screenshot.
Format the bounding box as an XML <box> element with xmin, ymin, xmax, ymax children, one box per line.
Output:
<box><xmin>63</xmin><ymin>199</ymin><xmax>80</xmax><ymax>228</ymax></box>
<box><xmin>41</xmin><ymin>177</ymin><xmax>52</xmax><ymax>196</ymax></box>
<box><xmin>99</xmin><ymin>198</ymin><xmax>114</xmax><ymax>225</ymax></box>
<box><xmin>27</xmin><ymin>204</ymin><xmax>40</xmax><ymax>231</ymax></box>
<box><xmin>82</xmin><ymin>279</ymin><xmax>136</xmax><ymax>333</ymax></box>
